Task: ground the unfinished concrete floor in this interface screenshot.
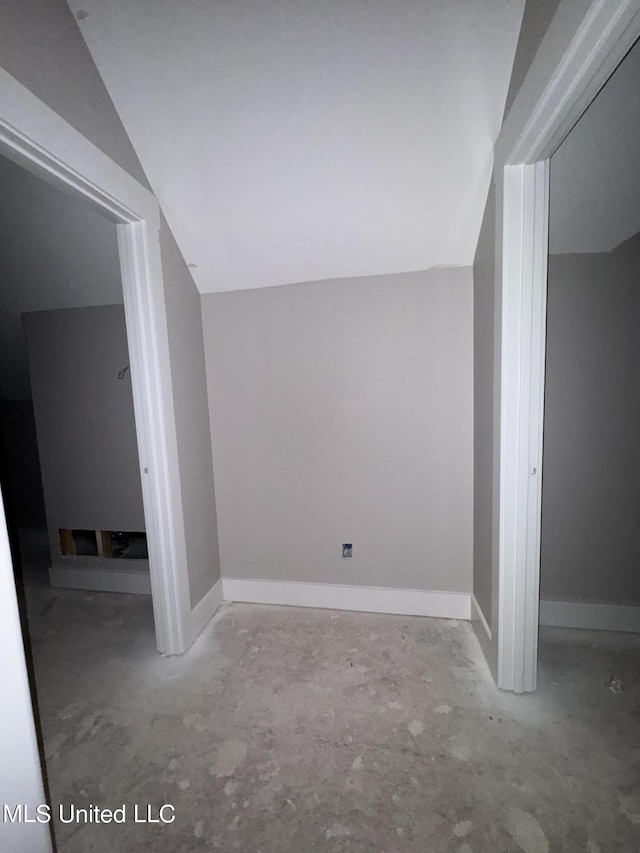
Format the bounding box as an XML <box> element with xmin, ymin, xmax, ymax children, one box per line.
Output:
<box><xmin>22</xmin><ymin>581</ymin><xmax>640</xmax><ymax>852</ymax></box>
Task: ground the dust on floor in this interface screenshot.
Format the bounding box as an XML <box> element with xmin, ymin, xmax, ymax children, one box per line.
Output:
<box><xmin>25</xmin><ymin>592</ymin><xmax>640</xmax><ymax>852</ymax></box>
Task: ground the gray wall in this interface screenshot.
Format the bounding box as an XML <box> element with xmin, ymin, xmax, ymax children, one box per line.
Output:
<box><xmin>0</xmin><ymin>0</ymin><xmax>221</xmax><ymax>607</ymax></box>
<box><xmin>502</xmin><ymin>0</ymin><xmax>563</xmax><ymax>118</ymax></box>
<box><xmin>24</xmin><ymin>305</ymin><xmax>145</xmax><ymax>563</ymax></box>
<box><xmin>160</xmin><ymin>216</ymin><xmax>221</xmax><ymax>607</ymax></box>
<box><xmin>541</xmin><ymin>237</ymin><xmax>640</xmax><ymax>605</ymax></box>
<box><xmin>203</xmin><ymin>268</ymin><xmax>473</xmax><ymax>593</ymax></box>
<box><xmin>472</xmin><ymin>178</ymin><xmax>496</xmax><ymax>621</ymax></box>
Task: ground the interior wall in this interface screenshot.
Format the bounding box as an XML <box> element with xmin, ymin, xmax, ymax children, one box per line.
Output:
<box><xmin>502</xmin><ymin>0</ymin><xmax>563</xmax><ymax>119</ymax></box>
<box><xmin>203</xmin><ymin>268</ymin><xmax>473</xmax><ymax>594</ymax></box>
<box><xmin>472</xmin><ymin>177</ymin><xmax>496</xmax><ymax>623</ymax></box>
<box><xmin>24</xmin><ymin>305</ymin><xmax>145</xmax><ymax>560</ymax></box>
<box><xmin>0</xmin><ymin>0</ymin><xmax>221</xmax><ymax>609</ymax></box>
<box><xmin>541</xmin><ymin>235</ymin><xmax>640</xmax><ymax>606</ymax></box>
<box><xmin>160</xmin><ymin>217</ymin><xmax>221</xmax><ymax>607</ymax></box>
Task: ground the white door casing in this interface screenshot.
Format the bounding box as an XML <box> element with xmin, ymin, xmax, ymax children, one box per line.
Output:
<box><xmin>495</xmin><ymin>0</ymin><xmax>640</xmax><ymax>691</ymax></box>
<box><xmin>0</xmin><ymin>483</ymin><xmax>52</xmax><ymax>852</ymax></box>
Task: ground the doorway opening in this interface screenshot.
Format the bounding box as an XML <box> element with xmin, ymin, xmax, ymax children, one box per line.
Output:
<box><xmin>0</xmin><ymin>72</ymin><xmax>192</xmax><ymax>657</ymax></box>
<box><xmin>539</xmin><ymin>37</ymin><xmax>640</xmax><ymax>631</ymax></box>
<box><xmin>497</xmin><ymin>2</ymin><xmax>640</xmax><ymax>692</ymax></box>
<box><xmin>0</xmin><ymin>153</ymin><xmax>154</xmax><ymax>618</ymax></box>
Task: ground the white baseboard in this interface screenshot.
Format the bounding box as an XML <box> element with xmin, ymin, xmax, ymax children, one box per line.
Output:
<box><xmin>49</xmin><ymin>565</ymin><xmax>152</xmax><ymax>595</ymax></box>
<box><xmin>222</xmin><ymin>578</ymin><xmax>470</xmax><ymax>620</ymax></box>
<box><xmin>189</xmin><ymin>578</ymin><xmax>224</xmax><ymax>644</ymax></box>
<box><xmin>540</xmin><ymin>599</ymin><xmax>640</xmax><ymax>633</ymax></box>
<box><xmin>471</xmin><ymin>594</ymin><xmax>492</xmax><ymax>639</ymax></box>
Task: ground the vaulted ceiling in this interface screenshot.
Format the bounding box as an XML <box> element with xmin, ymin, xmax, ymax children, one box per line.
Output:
<box><xmin>67</xmin><ymin>0</ymin><xmax>524</xmax><ymax>293</ymax></box>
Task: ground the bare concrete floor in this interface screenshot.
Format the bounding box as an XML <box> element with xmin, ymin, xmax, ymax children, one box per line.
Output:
<box><xmin>22</xmin><ymin>582</ymin><xmax>640</xmax><ymax>852</ymax></box>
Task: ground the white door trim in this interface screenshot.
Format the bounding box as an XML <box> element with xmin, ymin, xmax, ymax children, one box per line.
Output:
<box><xmin>498</xmin><ymin>161</ymin><xmax>549</xmax><ymax>693</ymax></box>
<box><xmin>0</xmin><ymin>67</ymin><xmax>191</xmax><ymax>655</ymax></box>
<box><xmin>497</xmin><ymin>0</ymin><xmax>640</xmax><ymax>691</ymax></box>
<box><xmin>0</xmin><ymin>485</ymin><xmax>52</xmax><ymax>853</ymax></box>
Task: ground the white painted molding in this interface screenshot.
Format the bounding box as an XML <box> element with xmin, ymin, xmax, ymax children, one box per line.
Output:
<box><xmin>471</xmin><ymin>595</ymin><xmax>492</xmax><ymax>640</ymax></box>
<box><xmin>189</xmin><ymin>579</ymin><xmax>224</xmax><ymax>645</ymax></box>
<box><xmin>498</xmin><ymin>0</ymin><xmax>640</xmax><ymax>165</ymax></box>
<box><xmin>0</xmin><ymin>67</ymin><xmax>159</xmax><ymax>227</ymax></box>
<box><xmin>49</xmin><ymin>566</ymin><xmax>152</xmax><ymax>595</ymax></box>
<box><xmin>222</xmin><ymin>579</ymin><xmax>471</xmax><ymax>620</ymax></box>
<box><xmin>116</xmin><ymin>222</ymin><xmax>192</xmax><ymax>654</ymax></box>
<box><xmin>0</xmin><ymin>486</ymin><xmax>52</xmax><ymax>853</ymax></box>
<box><xmin>498</xmin><ymin>160</ymin><xmax>548</xmax><ymax>694</ymax></box>
<box><xmin>540</xmin><ymin>600</ymin><xmax>640</xmax><ymax>633</ymax></box>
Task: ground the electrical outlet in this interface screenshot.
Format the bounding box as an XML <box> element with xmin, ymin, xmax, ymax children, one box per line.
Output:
<box><xmin>342</xmin><ymin>543</ymin><xmax>352</xmax><ymax>558</ymax></box>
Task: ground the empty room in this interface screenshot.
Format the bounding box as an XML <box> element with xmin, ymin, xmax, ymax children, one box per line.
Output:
<box><xmin>2</xmin><ymin>1</ymin><xmax>640</xmax><ymax>852</ymax></box>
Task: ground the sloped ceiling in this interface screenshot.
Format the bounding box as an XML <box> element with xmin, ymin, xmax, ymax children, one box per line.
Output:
<box><xmin>550</xmin><ymin>36</ymin><xmax>640</xmax><ymax>255</ymax></box>
<box><xmin>67</xmin><ymin>0</ymin><xmax>524</xmax><ymax>293</ymax></box>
